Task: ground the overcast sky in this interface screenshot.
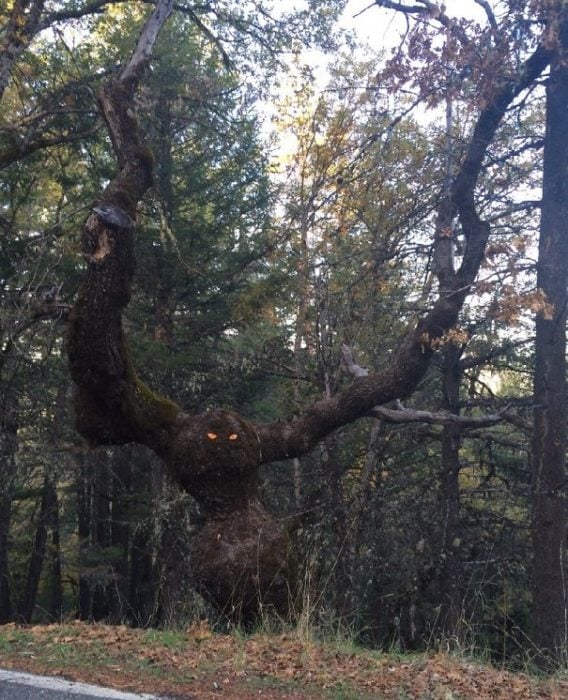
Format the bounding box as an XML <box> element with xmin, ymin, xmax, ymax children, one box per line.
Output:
<box><xmin>341</xmin><ymin>0</ymin><xmax>486</xmax><ymax>45</ymax></box>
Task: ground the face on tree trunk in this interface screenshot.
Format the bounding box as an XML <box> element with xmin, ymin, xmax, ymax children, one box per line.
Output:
<box><xmin>168</xmin><ymin>409</ymin><xmax>294</xmax><ymax>622</ymax></box>
<box><xmin>169</xmin><ymin>409</ymin><xmax>261</xmax><ymax>509</ymax></box>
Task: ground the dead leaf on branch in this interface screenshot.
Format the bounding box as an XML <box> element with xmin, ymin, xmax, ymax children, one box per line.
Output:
<box><xmin>489</xmin><ymin>287</ymin><xmax>554</xmax><ymax>324</ymax></box>
<box><xmin>421</xmin><ymin>328</ymin><xmax>470</xmax><ymax>351</ymax></box>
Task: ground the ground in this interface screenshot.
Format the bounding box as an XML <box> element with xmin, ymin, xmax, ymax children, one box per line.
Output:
<box><xmin>0</xmin><ymin>622</ymin><xmax>566</xmax><ymax>698</ymax></box>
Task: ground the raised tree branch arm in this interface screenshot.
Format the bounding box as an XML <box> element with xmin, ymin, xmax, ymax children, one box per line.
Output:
<box><xmin>67</xmin><ymin>0</ymin><xmax>178</xmax><ymax>455</ymax></box>
<box><xmin>256</xmin><ymin>42</ymin><xmax>552</xmax><ymax>465</ymax></box>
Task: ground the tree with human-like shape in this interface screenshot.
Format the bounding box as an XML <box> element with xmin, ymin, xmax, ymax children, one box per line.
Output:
<box><xmin>67</xmin><ymin>0</ymin><xmax>554</xmax><ymax>623</ymax></box>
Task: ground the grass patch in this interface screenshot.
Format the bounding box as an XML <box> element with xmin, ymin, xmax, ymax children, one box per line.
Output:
<box><xmin>0</xmin><ymin>621</ymin><xmax>566</xmax><ymax>699</ymax></box>
<box><xmin>141</xmin><ymin>628</ymin><xmax>187</xmax><ymax>650</ymax></box>
<box><xmin>0</xmin><ymin>628</ymin><xmax>33</xmax><ymax>651</ymax></box>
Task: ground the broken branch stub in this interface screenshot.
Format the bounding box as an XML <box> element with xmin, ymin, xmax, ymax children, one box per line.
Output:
<box><xmin>92</xmin><ymin>203</ymin><xmax>136</xmax><ymax>230</ymax></box>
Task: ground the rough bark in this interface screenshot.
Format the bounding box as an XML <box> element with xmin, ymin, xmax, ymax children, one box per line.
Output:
<box><xmin>67</xmin><ymin>2</ymin><xmax>552</xmax><ymax>621</ymax></box>
<box><xmin>47</xmin><ymin>483</ymin><xmax>63</xmax><ymax>622</ymax></box>
<box><xmin>531</xmin><ymin>5</ymin><xmax>568</xmax><ymax>667</ymax></box>
<box><xmin>437</xmin><ymin>344</ymin><xmax>464</xmax><ymax>643</ymax></box>
<box><xmin>18</xmin><ymin>474</ymin><xmax>58</xmax><ymax>623</ymax></box>
<box><xmin>0</xmin><ymin>347</ymin><xmax>19</xmax><ymax>623</ymax></box>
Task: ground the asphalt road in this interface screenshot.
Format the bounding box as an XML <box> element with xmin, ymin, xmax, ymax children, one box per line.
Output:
<box><xmin>0</xmin><ymin>669</ymin><xmax>160</xmax><ymax>699</ymax></box>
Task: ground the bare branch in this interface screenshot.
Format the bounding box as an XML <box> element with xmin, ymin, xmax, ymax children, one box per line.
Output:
<box><xmin>341</xmin><ymin>344</ymin><xmax>504</xmax><ymax>428</ymax></box>
<box><xmin>0</xmin><ymin>127</ymin><xmax>100</xmax><ymax>169</ymax></box>
<box><xmin>374</xmin><ymin>0</ymin><xmax>471</xmax><ymax>47</ymax></box>
<box><xmin>373</xmin><ymin>0</ymin><xmax>427</xmax><ymax>15</ymax></box>
<box><xmin>256</xmin><ymin>36</ymin><xmax>552</xmax><ymax>466</ymax></box>
<box><xmin>486</xmin><ymin>200</ymin><xmax>541</xmax><ymax>223</ymax></box>
<box><xmin>473</xmin><ymin>0</ymin><xmax>499</xmax><ymax>35</ymax></box>
<box><xmin>39</xmin><ymin>0</ymin><xmax>118</xmax><ymax>29</ymax></box>
<box><xmin>501</xmin><ymin>410</ymin><xmax>533</xmax><ymax>434</ymax></box>
<box><xmin>444</xmin><ymin>43</ymin><xmax>552</xmax><ymax>303</ymax></box>
<box><xmin>120</xmin><ymin>0</ymin><xmax>174</xmax><ymax>85</ymax></box>
<box><xmin>369</xmin><ymin>405</ymin><xmax>503</xmax><ymax>428</ymax></box>
<box><xmin>185</xmin><ymin>8</ymin><xmax>234</xmax><ymax>70</ymax></box>
<box><xmin>340</xmin><ymin>343</ymin><xmax>369</xmax><ymax>377</ymax></box>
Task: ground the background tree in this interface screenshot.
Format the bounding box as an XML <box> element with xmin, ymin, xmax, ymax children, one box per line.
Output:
<box><xmin>372</xmin><ymin>0</ymin><xmax>566</xmax><ymax>665</ymax></box>
<box><xmin>531</xmin><ymin>0</ymin><xmax>568</xmax><ymax>667</ymax></box>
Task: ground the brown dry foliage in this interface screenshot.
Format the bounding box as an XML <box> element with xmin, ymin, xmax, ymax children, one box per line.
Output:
<box><xmin>0</xmin><ymin>622</ymin><xmax>567</xmax><ymax>699</ymax></box>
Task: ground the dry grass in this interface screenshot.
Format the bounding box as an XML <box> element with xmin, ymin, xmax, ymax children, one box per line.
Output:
<box><xmin>0</xmin><ymin>621</ymin><xmax>566</xmax><ymax>698</ymax></box>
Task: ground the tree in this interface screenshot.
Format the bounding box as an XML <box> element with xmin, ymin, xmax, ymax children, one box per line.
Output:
<box><xmin>64</xmin><ymin>0</ymin><xmax>553</xmax><ymax>624</ymax></box>
<box><xmin>1</xmin><ymin>0</ymin><xmax>346</xmax><ymax>626</ymax></box>
<box><xmin>531</xmin><ymin>1</ymin><xmax>568</xmax><ymax>667</ymax></box>
<box><xmin>270</xmin><ymin>56</ymin><xmax>438</xmax><ymax>623</ymax></box>
<box><xmin>373</xmin><ymin>0</ymin><xmax>568</xmax><ymax>665</ymax></box>
<box><xmin>2</xmin><ymin>0</ymin><xmax>565</xmax><ymax>655</ymax></box>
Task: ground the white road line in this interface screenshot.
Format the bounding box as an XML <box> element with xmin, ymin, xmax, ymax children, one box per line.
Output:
<box><xmin>0</xmin><ymin>669</ymin><xmax>159</xmax><ymax>698</ymax></box>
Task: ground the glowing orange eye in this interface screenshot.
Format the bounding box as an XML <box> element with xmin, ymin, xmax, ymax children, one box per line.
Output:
<box><xmin>207</xmin><ymin>432</ymin><xmax>218</xmax><ymax>440</ymax></box>
<box><xmin>228</xmin><ymin>433</ymin><xmax>239</xmax><ymax>440</ymax></box>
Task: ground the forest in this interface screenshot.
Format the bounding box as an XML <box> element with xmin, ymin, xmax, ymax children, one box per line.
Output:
<box><xmin>0</xmin><ymin>0</ymin><xmax>567</xmax><ymax>674</ymax></box>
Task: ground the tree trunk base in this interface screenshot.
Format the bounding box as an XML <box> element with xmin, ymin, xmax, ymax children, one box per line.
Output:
<box><xmin>190</xmin><ymin>499</ymin><xmax>293</xmax><ymax>625</ymax></box>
